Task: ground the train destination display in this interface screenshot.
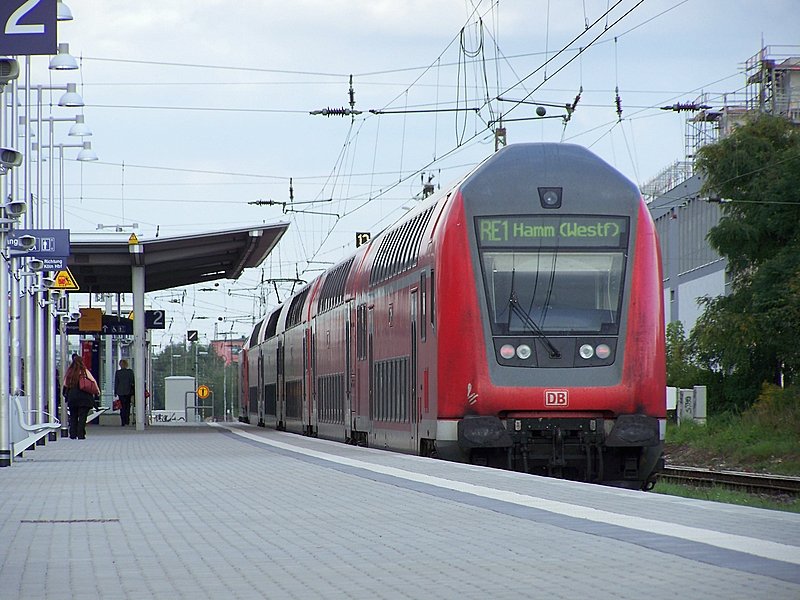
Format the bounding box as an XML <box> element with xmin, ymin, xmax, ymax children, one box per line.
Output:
<box><xmin>476</xmin><ymin>215</ymin><xmax>628</xmax><ymax>247</ymax></box>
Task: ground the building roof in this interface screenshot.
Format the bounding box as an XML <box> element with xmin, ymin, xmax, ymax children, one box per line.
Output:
<box><xmin>66</xmin><ymin>223</ymin><xmax>289</xmax><ymax>293</ymax></box>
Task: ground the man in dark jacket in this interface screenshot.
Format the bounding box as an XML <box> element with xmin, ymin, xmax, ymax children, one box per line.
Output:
<box><xmin>114</xmin><ymin>359</ymin><xmax>135</xmax><ymax>426</ymax></box>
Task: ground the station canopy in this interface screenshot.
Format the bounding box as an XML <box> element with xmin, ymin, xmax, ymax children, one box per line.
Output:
<box><xmin>66</xmin><ymin>223</ymin><xmax>289</xmax><ymax>293</ymax></box>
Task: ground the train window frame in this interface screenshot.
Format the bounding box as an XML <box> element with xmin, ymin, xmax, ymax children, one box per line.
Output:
<box><xmin>430</xmin><ymin>268</ymin><xmax>435</xmax><ymax>332</ymax></box>
<box><xmin>480</xmin><ymin>250</ymin><xmax>627</xmax><ymax>336</ymax></box>
<box><xmin>356</xmin><ymin>304</ymin><xmax>367</xmax><ymax>361</ymax></box>
<box><xmin>286</xmin><ymin>287</ymin><xmax>311</xmax><ymax>329</ymax></box>
<box><xmin>248</xmin><ymin>318</ymin><xmax>264</xmax><ymax>347</ymax></box>
<box><xmin>420</xmin><ymin>272</ymin><xmax>427</xmax><ymax>342</ymax></box>
<box><xmin>318</xmin><ymin>257</ymin><xmax>354</xmax><ymax>313</ymax></box>
<box><xmin>264</xmin><ymin>308</ymin><xmax>281</xmax><ymax>339</ymax></box>
<box><xmin>390</xmin><ymin>225</ymin><xmax>406</xmax><ymax>276</ymax></box>
<box><xmin>368</xmin><ymin>207</ymin><xmax>435</xmax><ymax>287</ymax></box>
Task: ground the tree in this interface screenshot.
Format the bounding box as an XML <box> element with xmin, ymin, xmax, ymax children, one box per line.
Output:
<box><xmin>692</xmin><ymin>114</ymin><xmax>800</xmax><ymax>408</ymax></box>
<box><xmin>665</xmin><ymin>321</ymin><xmax>697</xmax><ymax>388</ymax></box>
<box><xmin>151</xmin><ymin>342</ymin><xmax>235</xmax><ymax>419</ymax></box>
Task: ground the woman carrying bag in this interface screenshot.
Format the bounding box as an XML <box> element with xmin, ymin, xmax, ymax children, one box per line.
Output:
<box><xmin>62</xmin><ymin>354</ymin><xmax>100</xmax><ymax>440</ymax></box>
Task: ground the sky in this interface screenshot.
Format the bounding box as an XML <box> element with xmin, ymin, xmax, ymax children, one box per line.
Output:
<box><xmin>16</xmin><ymin>0</ymin><xmax>800</xmax><ymax>348</ymax></box>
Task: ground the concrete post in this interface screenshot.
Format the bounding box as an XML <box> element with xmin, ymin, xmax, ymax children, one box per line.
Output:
<box><xmin>131</xmin><ymin>252</ymin><xmax>146</xmax><ymax>431</ymax></box>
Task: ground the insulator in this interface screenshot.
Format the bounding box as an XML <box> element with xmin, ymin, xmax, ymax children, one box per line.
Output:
<box><xmin>572</xmin><ymin>87</ymin><xmax>582</xmax><ymax>110</ymax></box>
<box><xmin>310</xmin><ymin>106</ymin><xmax>362</xmax><ymax>117</ymax></box>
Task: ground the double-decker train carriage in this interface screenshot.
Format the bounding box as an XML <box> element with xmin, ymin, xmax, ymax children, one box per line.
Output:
<box><xmin>240</xmin><ymin>143</ymin><xmax>666</xmax><ymax>489</ymax></box>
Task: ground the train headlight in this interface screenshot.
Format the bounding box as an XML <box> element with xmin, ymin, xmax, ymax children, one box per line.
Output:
<box><xmin>516</xmin><ymin>344</ymin><xmax>532</xmax><ymax>359</ymax></box>
<box><xmin>579</xmin><ymin>344</ymin><xmax>595</xmax><ymax>359</ymax></box>
<box><xmin>596</xmin><ymin>344</ymin><xmax>611</xmax><ymax>359</ymax></box>
<box><xmin>499</xmin><ymin>344</ymin><xmax>516</xmax><ymax>359</ymax></box>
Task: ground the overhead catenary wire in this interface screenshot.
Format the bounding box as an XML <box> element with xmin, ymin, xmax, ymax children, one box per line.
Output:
<box><xmin>75</xmin><ymin>1</ymin><xmax>706</xmax><ymax>328</ymax></box>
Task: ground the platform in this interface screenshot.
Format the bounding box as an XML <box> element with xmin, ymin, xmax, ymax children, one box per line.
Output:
<box><xmin>0</xmin><ymin>423</ymin><xmax>798</xmax><ymax>599</ymax></box>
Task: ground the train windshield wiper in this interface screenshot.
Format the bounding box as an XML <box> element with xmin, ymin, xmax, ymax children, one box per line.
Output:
<box><xmin>508</xmin><ymin>292</ymin><xmax>561</xmax><ymax>359</ymax></box>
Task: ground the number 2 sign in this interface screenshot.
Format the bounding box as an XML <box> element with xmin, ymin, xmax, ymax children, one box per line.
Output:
<box><xmin>0</xmin><ymin>0</ymin><xmax>56</xmax><ymax>56</ymax></box>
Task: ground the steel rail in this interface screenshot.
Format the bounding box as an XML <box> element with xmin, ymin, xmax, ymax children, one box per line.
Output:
<box><xmin>660</xmin><ymin>466</ymin><xmax>800</xmax><ymax>496</ymax></box>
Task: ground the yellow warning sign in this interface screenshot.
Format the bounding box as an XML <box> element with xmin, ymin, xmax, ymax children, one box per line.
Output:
<box><xmin>53</xmin><ymin>268</ymin><xmax>80</xmax><ymax>291</ymax></box>
<box><xmin>128</xmin><ymin>233</ymin><xmax>139</xmax><ymax>245</ymax></box>
<box><xmin>197</xmin><ymin>385</ymin><xmax>211</xmax><ymax>400</ymax></box>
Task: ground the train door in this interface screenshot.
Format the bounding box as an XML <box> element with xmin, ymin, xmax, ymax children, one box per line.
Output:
<box><xmin>277</xmin><ymin>340</ymin><xmax>285</xmax><ymax>429</ymax></box>
<box><xmin>368</xmin><ymin>306</ymin><xmax>374</xmax><ymax>423</ymax></box>
<box><xmin>257</xmin><ymin>351</ymin><xmax>265</xmax><ymax>427</ymax></box>
<box><xmin>345</xmin><ymin>300</ymin><xmax>354</xmax><ymax>441</ymax></box>
<box><xmin>352</xmin><ymin>303</ymin><xmax>370</xmax><ymax>441</ymax></box>
<box><xmin>305</xmin><ymin>326</ymin><xmax>315</xmax><ymax>436</ymax></box>
<box><xmin>410</xmin><ymin>289</ymin><xmax>419</xmax><ymax>450</ymax></box>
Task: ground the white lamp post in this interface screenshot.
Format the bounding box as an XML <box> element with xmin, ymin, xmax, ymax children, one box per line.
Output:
<box><xmin>13</xmin><ymin>81</ymin><xmax>85</xmax><ymax>432</ymax></box>
<box><xmin>52</xmin><ymin>141</ymin><xmax>99</xmax><ymax>433</ymax></box>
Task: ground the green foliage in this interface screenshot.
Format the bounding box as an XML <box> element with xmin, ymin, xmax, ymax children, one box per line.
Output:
<box><xmin>690</xmin><ymin>114</ymin><xmax>800</xmax><ymax>406</ymax></box>
<box><xmin>653</xmin><ymin>481</ymin><xmax>800</xmax><ymax>513</ymax></box>
<box><xmin>665</xmin><ymin>384</ymin><xmax>800</xmax><ymax>475</ymax></box>
<box><xmin>665</xmin><ymin>321</ymin><xmax>694</xmax><ymax>388</ymax></box>
<box><xmin>696</xmin><ymin>114</ymin><xmax>800</xmax><ymax>275</ymax></box>
<box><xmin>745</xmin><ymin>383</ymin><xmax>800</xmax><ymax>436</ymax></box>
<box><xmin>665</xmin><ymin>321</ymin><xmax>725</xmax><ymax>409</ymax></box>
<box><xmin>151</xmin><ymin>342</ymin><xmax>239</xmax><ymax>419</ymax></box>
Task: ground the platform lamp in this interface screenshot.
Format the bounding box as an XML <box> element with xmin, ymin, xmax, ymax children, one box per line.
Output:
<box><xmin>0</xmin><ymin>61</ymin><xmax>23</xmax><ymax>467</ymax></box>
<box><xmin>52</xmin><ymin>141</ymin><xmax>99</xmax><ymax>434</ymax></box>
<box><xmin>12</xmin><ymin>82</ymin><xmax>85</xmax><ymax>432</ymax></box>
<box><xmin>48</xmin><ymin>43</ymin><xmax>79</xmax><ymax>71</ymax></box>
<box><xmin>45</xmin><ymin>41</ymin><xmax>85</xmax><ymax>425</ymax></box>
<box><xmin>23</xmin><ymin>83</ymin><xmax>86</xmax><ymax>438</ymax></box>
<box><xmin>28</xmin><ymin>132</ymin><xmax>97</xmax><ymax>441</ymax></box>
<box><xmin>57</xmin><ymin>0</ymin><xmax>74</xmax><ymax>21</ymax></box>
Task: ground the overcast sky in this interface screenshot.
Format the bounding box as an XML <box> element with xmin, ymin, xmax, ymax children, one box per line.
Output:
<box><xmin>22</xmin><ymin>0</ymin><xmax>799</xmax><ymax>346</ymax></box>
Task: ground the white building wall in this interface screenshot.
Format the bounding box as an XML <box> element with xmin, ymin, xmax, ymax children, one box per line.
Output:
<box><xmin>678</xmin><ymin>269</ymin><xmax>726</xmax><ymax>332</ymax></box>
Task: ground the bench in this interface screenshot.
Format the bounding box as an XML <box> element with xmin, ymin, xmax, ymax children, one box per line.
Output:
<box><xmin>87</xmin><ymin>406</ymin><xmax>110</xmax><ymax>423</ymax></box>
<box><xmin>12</xmin><ymin>395</ymin><xmax>62</xmax><ymax>457</ymax></box>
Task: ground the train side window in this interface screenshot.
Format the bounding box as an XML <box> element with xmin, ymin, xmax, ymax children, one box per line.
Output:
<box><xmin>420</xmin><ymin>272</ymin><xmax>427</xmax><ymax>342</ymax></box>
<box><xmin>430</xmin><ymin>269</ymin><xmax>435</xmax><ymax>331</ymax></box>
<box><xmin>356</xmin><ymin>304</ymin><xmax>367</xmax><ymax>360</ymax></box>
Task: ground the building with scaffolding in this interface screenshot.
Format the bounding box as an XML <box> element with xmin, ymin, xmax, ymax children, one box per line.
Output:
<box><xmin>644</xmin><ymin>44</ymin><xmax>800</xmax><ymax>333</ymax></box>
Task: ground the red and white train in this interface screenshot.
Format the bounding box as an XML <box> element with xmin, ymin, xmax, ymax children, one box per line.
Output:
<box><xmin>240</xmin><ymin>143</ymin><xmax>666</xmax><ymax>489</ymax></box>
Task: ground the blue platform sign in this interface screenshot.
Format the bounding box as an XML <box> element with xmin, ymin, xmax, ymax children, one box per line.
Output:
<box><xmin>7</xmin><ymin>228</ymin><xmax>69</xmax><ymax>269</ymax></box>
<box><xmin>0</xmin><ymin>0</ymin><xmax>57</xmax><ymax>56</ymax></box>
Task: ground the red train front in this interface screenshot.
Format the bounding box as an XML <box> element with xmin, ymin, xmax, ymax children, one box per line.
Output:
<box><xmin>241</xmin><ymin>143</ymin><xmax>666</xmax><ymax>490</ymax></box>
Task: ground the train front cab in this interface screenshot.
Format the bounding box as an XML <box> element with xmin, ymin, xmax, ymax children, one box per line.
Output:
<box><xmin>435</xmin><ymin>144</ymin><xmax>665</xmax><ymax>490</ymax></box>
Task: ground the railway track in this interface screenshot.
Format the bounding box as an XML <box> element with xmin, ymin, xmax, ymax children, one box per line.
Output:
<box><xmin>660</xmin><ymin>466</ymin><xmax>800</xmax><ymax>496</ymax></box>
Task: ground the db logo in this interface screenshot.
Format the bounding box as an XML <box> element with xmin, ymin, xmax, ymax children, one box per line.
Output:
<box><xmin>544</xmin><ymin>389</ymin><xmax>569</xmax><ymax>407</ymax></box>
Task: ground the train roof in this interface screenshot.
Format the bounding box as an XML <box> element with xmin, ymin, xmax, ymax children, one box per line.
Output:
<box><xmin>460</xmin><ymin>143</ymin><xmax>641</xmax><ymax>212</ymax></box>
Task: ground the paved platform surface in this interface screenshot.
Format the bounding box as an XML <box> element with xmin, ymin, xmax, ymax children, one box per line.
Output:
<box><xmin>1</xmin><ymin>423</ymin><xmax>798</xmax><ymax>600</ymax></box>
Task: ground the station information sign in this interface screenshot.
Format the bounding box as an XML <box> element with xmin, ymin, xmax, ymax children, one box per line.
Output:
<box><xmin>0</xmin><ymin>1</ymin><xmax>57</xmax><ymax>55</ymax></box>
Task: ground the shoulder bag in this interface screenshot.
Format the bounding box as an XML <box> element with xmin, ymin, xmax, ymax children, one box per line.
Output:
<box><xmin>79</xmin><ymin>374</ymin><xmax>100</xmax><ymax>396</ymax></box>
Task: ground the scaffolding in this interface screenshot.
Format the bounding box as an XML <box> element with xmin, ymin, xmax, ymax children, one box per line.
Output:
<box><xmin>684</xmin><ymin>93</ymin><xmax>749</xmax><ymax>161</ymax></box>
<box><xmin>745</xmin><ymin>45</ymin><xmax>800</xmax><ymax>122</ymax></box>
<box><xmin>643</xmin><ymin>44</ymin><xmax>800</xmax><ymax>195</ymax></box>
<box><xmin>640</xmin><ymin>160</ymin><xmax>694</xmax><ymax>203</ymax></box>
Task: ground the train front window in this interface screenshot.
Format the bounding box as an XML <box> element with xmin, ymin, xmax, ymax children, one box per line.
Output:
<box><xmin>480</xmin><ymin>251</ymin><xmax>625</xmax><ymax>335</ymax></box>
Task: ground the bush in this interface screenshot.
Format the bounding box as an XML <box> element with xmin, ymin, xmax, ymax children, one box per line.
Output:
<box><xmin>665</xmin><ymin>384</ymin><xmax>800</xmax><ymax>475</ymax></box>
<box><xmin>745</xmin><ymin>383</ymin><xmax>800</xmax><ymax>432</ymax></box>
